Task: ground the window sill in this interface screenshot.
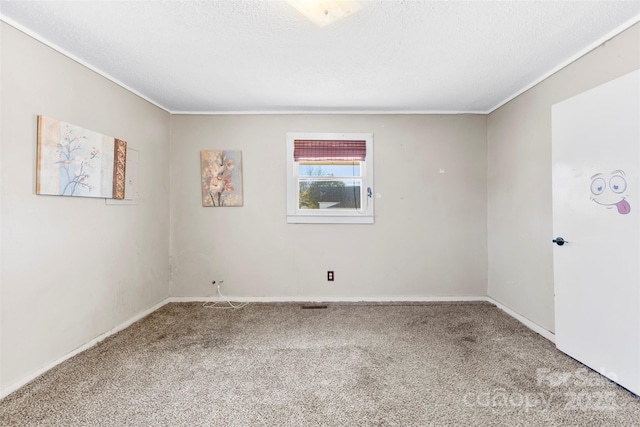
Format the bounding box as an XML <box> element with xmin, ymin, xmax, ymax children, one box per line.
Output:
<box><xmin>287</xmin><ymin>215</ymin><xmax>374</xmax><ymax>224</ymax></box>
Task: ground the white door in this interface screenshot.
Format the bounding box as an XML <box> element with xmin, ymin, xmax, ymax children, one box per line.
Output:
<box><xmin>552</xmin><ymin>69</ymin><xmax>640</xmax><ymax>395</ymax></box>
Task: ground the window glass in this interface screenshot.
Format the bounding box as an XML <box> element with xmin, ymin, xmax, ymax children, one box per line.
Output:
<box><xmin>298</xmin><ymin>162</ymin><xmax>361</xmax><ymax>177</ymax></box>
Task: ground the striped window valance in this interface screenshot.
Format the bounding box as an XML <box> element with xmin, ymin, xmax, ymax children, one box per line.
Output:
<box><xmin>293</xmin><ymin>140</ymin><xmax>367</xmax><ymax>162</ymax></box>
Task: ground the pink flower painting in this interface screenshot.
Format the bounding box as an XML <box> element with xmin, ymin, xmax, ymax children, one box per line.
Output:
<box><xmin>200</xmin><ymin>150</ymin><xmax>243</xmax><ymax>207</ymax></box>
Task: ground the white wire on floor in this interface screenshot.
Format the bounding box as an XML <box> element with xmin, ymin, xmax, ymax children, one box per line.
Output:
<box><xmin>203</xmin><ymin>281</ymin><xmax>250</xmax><ymax>310</ymax></box>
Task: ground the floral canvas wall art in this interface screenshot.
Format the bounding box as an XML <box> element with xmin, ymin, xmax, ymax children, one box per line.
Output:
<box><xmin>201</xmin><ymin>150</ymin><xmax>243</xmax><ymax>207</ymax></box>
<box><xmin>36</xmin><ymin>116</ymin><xmax>127</xmax><ymax>199</ymax></box>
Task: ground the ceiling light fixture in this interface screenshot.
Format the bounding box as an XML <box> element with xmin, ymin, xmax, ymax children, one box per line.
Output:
<box><xmin>286</xmin><ymin>0</ymin><xmax>362</xmax><ymax>28</ymax></box>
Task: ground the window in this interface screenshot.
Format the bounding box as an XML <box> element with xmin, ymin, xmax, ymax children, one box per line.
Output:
<box><xmin>287</xmin><ymin>132</ymin><xmax>374</xmax><ymax>224</ymax></box>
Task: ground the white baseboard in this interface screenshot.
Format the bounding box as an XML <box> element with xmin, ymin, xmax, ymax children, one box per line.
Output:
<box><xmin>485</xmin><ymin>297</ymin><xmax>556</xmax><ymax>343</ymax></box>
<box><xmin>168</xmin><ymin>295</ymin><xmax>489</xmax><ymax>303</ymax></box>
<box><xmin>0</xmin><ymin>298</ymin><xmax>170</xmax><ymax>400</ymax></box>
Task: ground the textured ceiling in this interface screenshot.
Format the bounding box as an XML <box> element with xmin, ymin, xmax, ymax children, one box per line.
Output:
<box><xmin>1</xmin><ymin>0</ymin><xmax>639</xmax><ymax>113</ymax></box>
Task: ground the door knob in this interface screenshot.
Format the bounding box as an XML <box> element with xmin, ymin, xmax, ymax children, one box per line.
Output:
<box><xmin>553</xmin><ymin>237</ymin><xmax>568</xmax><ymax>246</ymax></box>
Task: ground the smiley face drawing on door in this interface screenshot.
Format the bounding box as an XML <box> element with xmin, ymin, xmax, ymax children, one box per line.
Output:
<box><xmin>590</xmin><ymin>170</ymin><xmax>631</xmax><ymax>214</ymax></box>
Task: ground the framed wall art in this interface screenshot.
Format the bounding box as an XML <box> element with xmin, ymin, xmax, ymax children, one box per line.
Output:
<box><xmin>200</xmin><ymin>150</ymin><xmax>243</xmax><ymax>207</ymax></box>
<box><xmin>36</xmin><ymin>116</ymin><xmax>127</xmax><ymax>199</ymax></box>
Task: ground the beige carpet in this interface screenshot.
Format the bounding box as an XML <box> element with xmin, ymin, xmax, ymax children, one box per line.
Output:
<box><xmin>1</xmin><ymin>302</ymin><xmax>639</xmax><ymax>426</ymax></box>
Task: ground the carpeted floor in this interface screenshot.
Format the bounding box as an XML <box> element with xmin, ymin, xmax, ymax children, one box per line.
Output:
<box><xmin>1</xmin><ymin>302</ymin><xmax>639</xmax><ymax>426</ymax></box>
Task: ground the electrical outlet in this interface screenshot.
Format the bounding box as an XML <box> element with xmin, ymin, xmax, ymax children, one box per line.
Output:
<box><xmin>327</xmin><ymin>271</ymin><xmax>334</xmax><ymax>281</ymax></box>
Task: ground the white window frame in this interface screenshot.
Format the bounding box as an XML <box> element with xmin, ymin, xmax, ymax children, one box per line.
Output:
<box><xmin>286</xmin><ymin>132</ymin><xmax>374</xmax><ymax>224</ymax></box>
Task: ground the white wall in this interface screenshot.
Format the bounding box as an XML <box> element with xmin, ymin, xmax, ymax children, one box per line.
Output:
<box><xmin>487</xmin><ymin>23</ymin><xmax>640</xmax><ymax>333</ymax></box>
<box><xmin>170</xmin><ymin>114</ymin><xmax>487</xmax><ymax>299</ymax></box>
<box><xmin>0</xmin><ymin>23</ymin><xmax>171</xmax><ymax>391</ymax></box>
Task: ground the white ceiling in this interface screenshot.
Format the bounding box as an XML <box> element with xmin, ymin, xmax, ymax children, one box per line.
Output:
<box><xmin>1</xmin><ymin>1</ymin><xmax>639</xmax><ymax>114</ymax></box>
